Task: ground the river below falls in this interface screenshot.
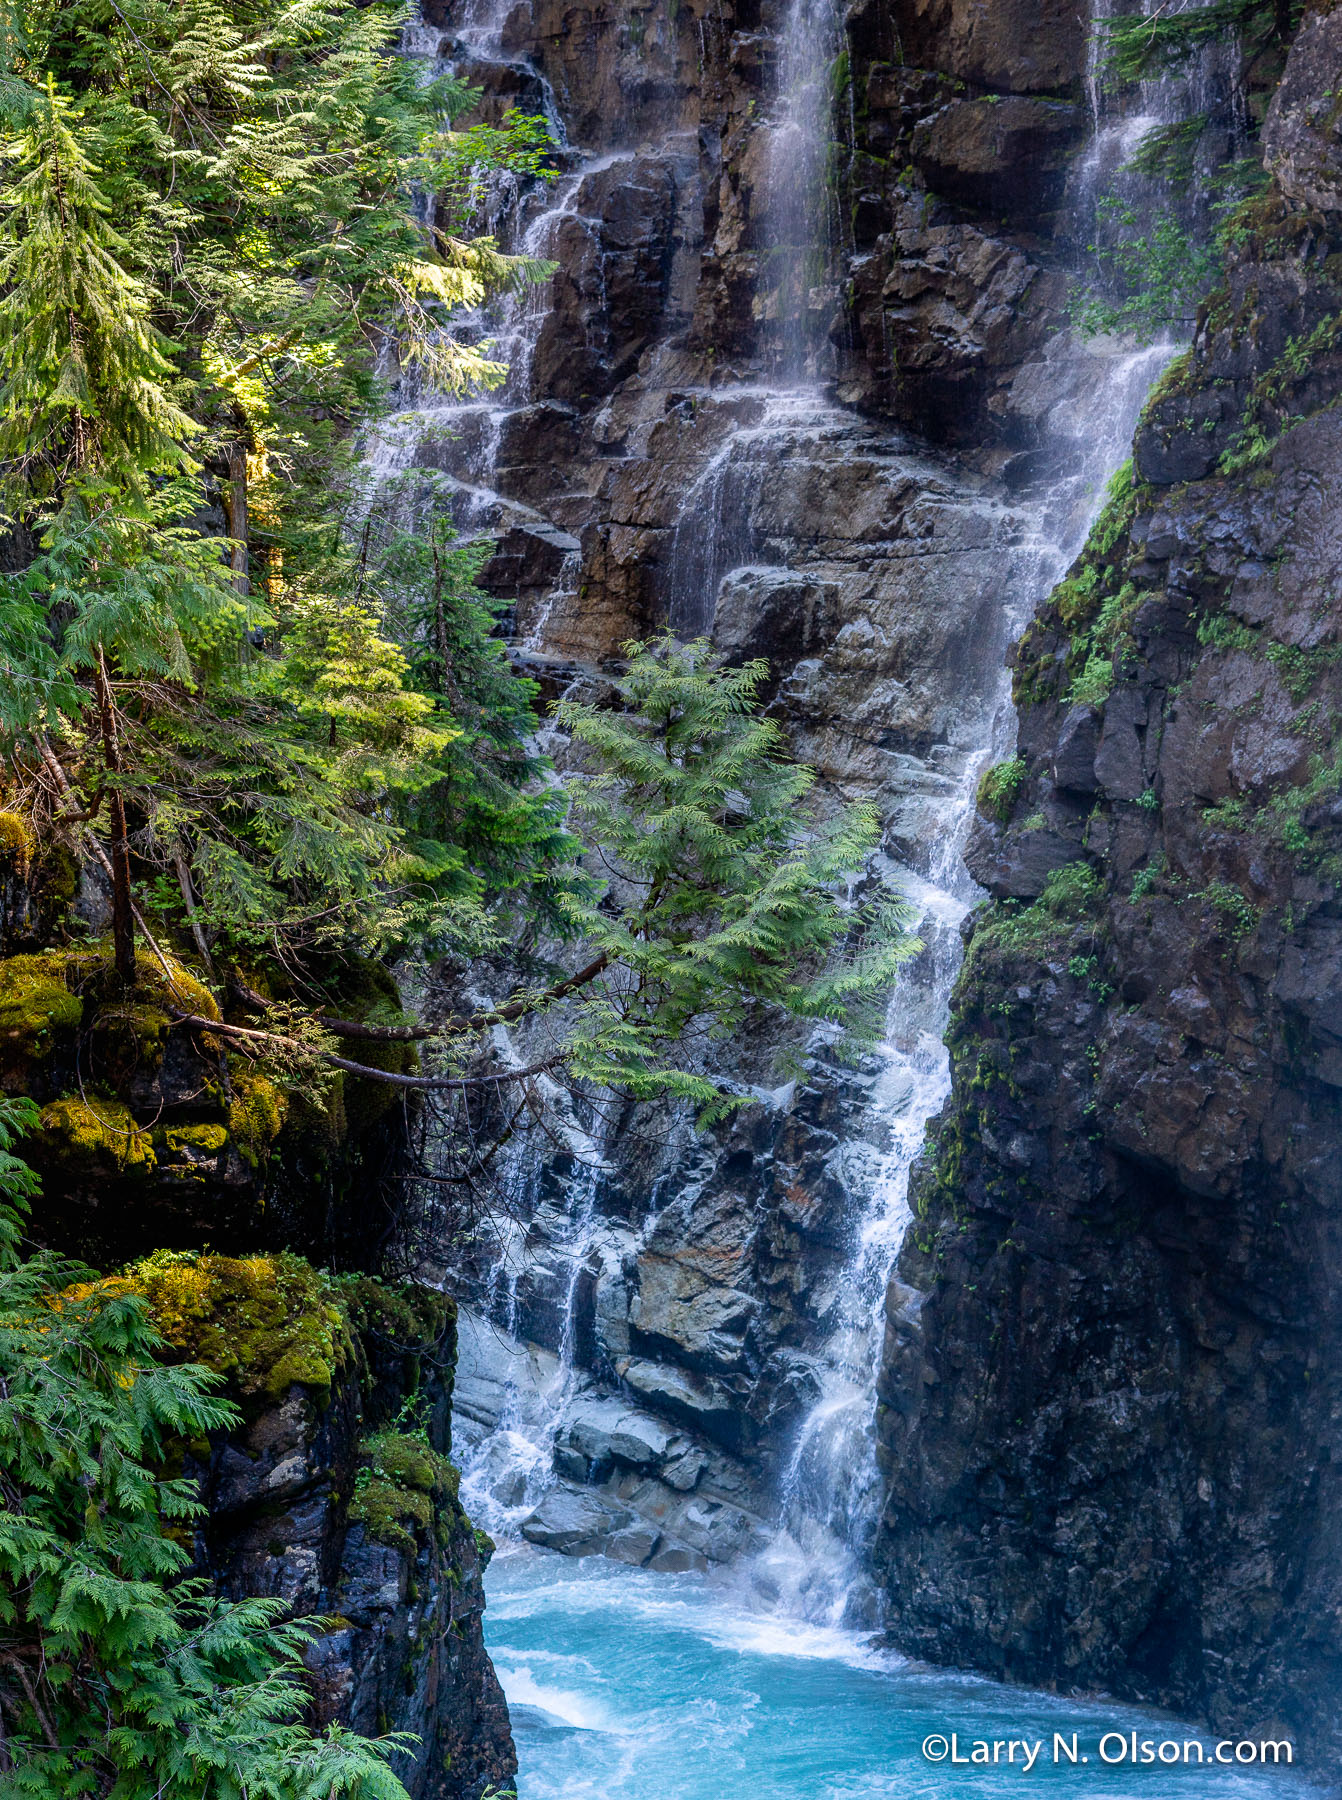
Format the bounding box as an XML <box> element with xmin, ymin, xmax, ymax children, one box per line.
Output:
<box><xmin>481</xmin><ymin>1547</ymin><xmax>1327</xmax><ymax>1800</ymax></box>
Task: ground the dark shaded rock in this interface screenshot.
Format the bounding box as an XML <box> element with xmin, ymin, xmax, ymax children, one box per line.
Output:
<box><xmin>963</xmin><ymin>819</ymin><xmax>1081</xmax><ymax>898</ymax></box>
<box><xmin>889</xmin><ymin>0</ymin><xmax>1087</xmax><ymax>95</ymax></box>
<box><xmin>875</xmin><ymin>33</ymin><xmax>1342</xmax><ymax>1754</ymax></box>
<box><xmin>192</xmin><ymin>1286</ymin><xmax>515</xmax><ymax>1800</ymax></box>
<box><xmin>1051</xmin><ymin>704</ymin><xmax>1100</xmax><ymax>793</ymax></box>
<box><xmin>910</xmin><ymin>98</ymin><xmax>1083</xmax><ymax>220</ymax></box>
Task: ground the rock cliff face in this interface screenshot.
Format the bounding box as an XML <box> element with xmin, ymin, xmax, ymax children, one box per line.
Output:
<box><xmin>400</xmin><ymin>0</ymin><xmax>1341</xmax><ymax>1766</ymax></box>
<box><xmin>419</xmin><ymin>0</ymin><xmax>1167</xmax><ymax>1590</ymax></box>
<box><xmin>874</xmin><ymin>8</ymin><xmax>1342</xmax><ymax>1763</ymax></box>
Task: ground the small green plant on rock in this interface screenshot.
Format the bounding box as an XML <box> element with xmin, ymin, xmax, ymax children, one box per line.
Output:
<box><xmin>350</xmin><ymin>1426</ymin><xmax>459</xmax><ymax>1559</ymax></box>
<box><xmin>975</xmin><ymin>758</ymin><xmax>1027</xmax><ymax>824</ymax></box>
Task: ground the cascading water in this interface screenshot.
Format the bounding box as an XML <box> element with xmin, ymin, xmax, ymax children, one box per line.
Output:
<box><xmin>360</xmin><ymin>3</ymin><xmax>1322</xmax><ymax>1794</ymax></box>
<box><xmin>764</xmin><ymin>0</ymin><xmax>845</xmax><ymax>381</ymax></box>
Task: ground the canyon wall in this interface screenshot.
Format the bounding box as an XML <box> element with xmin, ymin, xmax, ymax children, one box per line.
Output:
<box><xmin>874</xmin><ymin>6</ymin><xmax>1342</xmax><ymax>1763</ymax></box>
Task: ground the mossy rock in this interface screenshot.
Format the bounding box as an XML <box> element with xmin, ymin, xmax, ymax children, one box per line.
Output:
<box><xmin>38</xmin><ymin>1095</ymin><xmax>156</xmax><ymax>1175</ymax></box>
<box><xmin>975</xmin><ymin>758</ymin><xmax>1027</xmax><ymax>825</ymax></box>
<box><xmin>228</xmin><ymin>1071</ymin><xmax>288</xmax><ymax>1167</ymax></box>
<box><xmin>0</xmin><ymin>811</ymin><xmax>35</xmax><ymax>872</ymax></box>
<box><xmin>0</xmin><ymin>953</ymin><xmax>84</xmax><ymax>1062</ymax></box>
<box><xmin>161</xmin><ymin>1122</ymin><xmax>230</xmax><ymax>1157</ymax></box>
<box><xmin>3</xmin><ymin>941</ymin><xmax>221</xmax><ymax>1086</ymax></box>
<box><xmin>349</xmin><ymin>1427</ymin><xmax>458</xmax><ymax>1556</ymax></box>
<box><xmin>339</xmin><ymin>1274</ymin><xmax>454</xmax><ymax>1353</ymax></box>
<box><xmin>89</xmin><ymin>1248</ymin><xmax>354</xmax><ymax>1402</ymax></box>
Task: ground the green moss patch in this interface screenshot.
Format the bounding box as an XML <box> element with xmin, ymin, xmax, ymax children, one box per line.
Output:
<box><xmin>38</xmin><ymin>1095</ymin><xmax>156</xmax><ymax>1174</ymax></box>
<box><xmin>349</xmin><ymin>1428</ymin><xmax>458</xmax><ymax>1558</ymax></box>
<box><xmin>969</xmin><ymin>861</ymin><xmax>1104</xmax><ymax>964</ymax></box>
<box><xmin>0</xmin><ymin>954</ymin><xmax>84</xmax><ymax>1060</ymax></box>
<box><xmin>975</xmin><ymin>759</ymin><xmax>1027</xmax><ymax>825</ymax></box>
<box><xmin>91</xmin><ymin>1249</ymin><xmax>353</xmax><ymax>1402</ymax></box>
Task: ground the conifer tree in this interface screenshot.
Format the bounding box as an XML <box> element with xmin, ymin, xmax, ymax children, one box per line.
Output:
<box><xmin>0</xmin><ymin>76</ymin><xmax>196</xmax><ymax>502</ymax></box>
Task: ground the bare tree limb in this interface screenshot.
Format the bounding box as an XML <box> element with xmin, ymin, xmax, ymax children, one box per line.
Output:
<box><xmin>168</xmin><ymin>1010</ymin><xmax>566</xmax><ymax>1089</ymax></box>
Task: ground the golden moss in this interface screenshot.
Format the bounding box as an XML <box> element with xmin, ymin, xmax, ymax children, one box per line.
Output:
<box><xmin>38</xmin><ymin>1095</ymin><xmax>156</xmax><ymax>1174</ymax></box>
<box><xmin>0</xmin><ymin>954</ymin><xmax>83</xmax><ymax>1060</ymax></box>
<box><xmin>109</xmin><ymin>1249</ymin><xmax>353</xmax><ymax>1401</ymax></box>
<box><xmin>132</xmin><ymin>947</ymin><xmax>221</xmax><ymax>1023</ymax></box>
<box><xmin>162</xmin><ymin>1122</ymin><xmax>229</xmax><ymax>1156</ymax></box>
<box><xmin>0</xmin><ymin>810</ymin><xmax>35</xmax><ymax>872</ymax></box>
<box><xmin>228</xmin><ymin>1071</ymin><xmax>287</xmax><ymax>1166</ymax></box>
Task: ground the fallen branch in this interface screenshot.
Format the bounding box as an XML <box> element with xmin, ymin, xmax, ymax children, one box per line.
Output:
<box><xmin>314</xmin><ymin>953</ymin><xmax>611</xmax><ymax>1041</ymax></box>
<box><xmin>169</xmin><ymin>1010</ymin><xmax>566</xmax><ymax>1089</ymax></box>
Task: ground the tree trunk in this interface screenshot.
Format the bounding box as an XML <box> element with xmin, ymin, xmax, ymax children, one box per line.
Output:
<box><xmin>94</xmin><ymin>650</ymin><xmax>136</xmax><ymax>984</ymax></box>
<box><xmin>221</xmin><ymin>441</ymin><xmax>249</xmax><ymax>596</ymax></box>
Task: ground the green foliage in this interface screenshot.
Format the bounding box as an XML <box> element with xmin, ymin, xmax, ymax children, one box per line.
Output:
<box><xmin>1200</xmin><ymin>879</ymin><xmax>1260</xmax><ymax>941</ymax></box>
<box><xmin>0</xmin><ymin>0</ymin><xmax>557</xmax><ymax>965</ymax></box>
<box><xmin>0</xmin><ymin>77</ymin><xmax>197</xmax><ymax>502</ymax></box>
<box><xmin>972</xmin><ymin>860</ymin><xmax>1104</xmax><ymax>962</ymax></box>
<box><xmin>1101</xmin><ymin>0</ymin><xmax>1286</xmax><ymax>85</ymax></box>
<box><xmin>975</xmin><ymin>758</ymin><xmax>1027</xmax><ymax>825</ymax></box>
<box><xmin>1067</xmin><ymin>651</ymin><xmax>1115</xmax><ymax>708</ymax></box>
<box><xmin>427</xmin><ymin>107</ymin><xmax>557</xmax><ymax>229</ymax></box>
<box><xmin>550</xmin><ymin>637</ymin><xmax>919</xmax><ymax>1117</ymax></box>
<box><xmin>0</xmin><ymin>1097</ymin><xmax>413</xmax><ymax>1798</ymax></box>
<box><xmin>1074</xmin><ymin>200</ymin><xmax>1221</xmax><ymax>343</ymax></box>
<box><xmin>1218</xmin><ymin>313</ymin><xmax>1342</xmax><ymax>475</ymax></box>
<box><xmin>1130</xmin><ymin>854</ymin><xmax>1165</xmax><ymax>901</ymax></box>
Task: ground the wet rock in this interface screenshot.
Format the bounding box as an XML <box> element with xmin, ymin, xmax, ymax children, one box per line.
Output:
<box><xmin>1051</xmin><ymin>704</ymin><xmax>1100</xmax><ymax>794</ymax></box>
<box><xmin>890</xmin><ymin>0</ymin><xmax>1087</xmax><ymax>94</ymax></box>
<box><xmin>963</xmin><ymin>819</ymin><xmax>1082</xmax><ymax>898</ymax></box>
<box><xmin>519</xmin><ymin>1486</ymin><xmax>633</xmax><ymax>1555</ymax></box>
<box><xmin>875</xmin><ymin>38</ymin><xmax>1342</xmax><ymax>1756</ymax></box>
<box><xmin>647</xmin><ymin>1540</ymin><xmax>711</xmax><ymax>1574</ymax></box>
<box><xmin>619</xmin><ymin>1357</ymin><xmax>748</xmax><ymax>1451</ymax></box>
<box><xmin>559</xmin><ymin>1395</ymin><xmax>683</xmax><ymax>1469</ymax></box>
<box><xmin>196</xmin><ymin>1296</ymin><xmax>514</xmax><ymax>1800</ymax></box>
<box><xmin>606</xmin><ymin>1522</ymin><xmax>662</xmax><ymax>1566</ymax></box>
<box><xmin>910</xmin><ymin>98</ymin><xmax>1083</xmax><ymax>220</ymax></box>
<box><xmin>1263</xmin><ymin>6</ymin><xmax>1342</xmax><ymax>212</ymax></box>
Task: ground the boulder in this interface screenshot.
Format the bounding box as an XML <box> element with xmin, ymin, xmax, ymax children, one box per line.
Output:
<box><xmin>559</xmin><ymin>1395</ymin><xmax>682</xmax><ymax>1469</ymax></box>
<box><xmin>519</xmin><ymin>1487</ymin><xmax>633</xmax><ymax>1556</ymax></box>
<box><xmin>1263</xmin><ymin>6</ymin><xmax>1342</xmax><ymax>213</ymax></box>
<box><xmin>910</xmin><ymin>98</ymin><xmax>1083</xmax><ymax>220</ymax></box>
<box><xmin>619</xmin><ymin>1357</ymin><xmax>749</xmax><ymax>1450</ymax></box>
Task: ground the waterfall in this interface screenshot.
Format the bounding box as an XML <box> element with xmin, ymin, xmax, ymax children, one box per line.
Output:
<box><xmin>380</xmin><ymin>0</ymin><xmax>1236</xmax><ymax>1632</ymax></box>
<box><xmin>763</xmin><ymin>0</ymin><xmax>845</xmax><ymax>381</ymax></box>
